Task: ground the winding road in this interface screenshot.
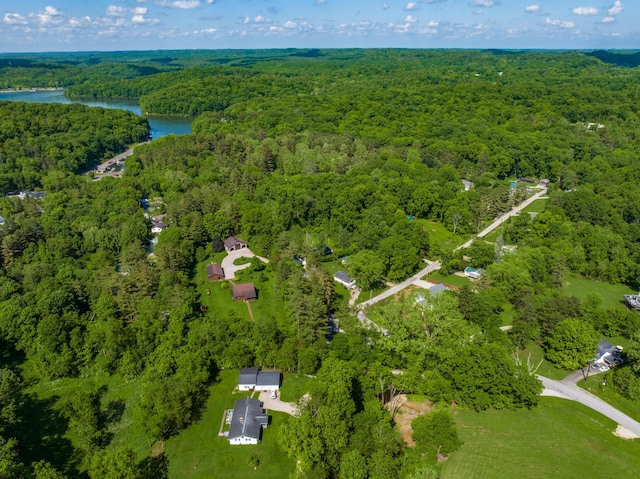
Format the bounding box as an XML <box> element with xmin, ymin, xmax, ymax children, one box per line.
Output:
<box><xmin>358</xmin><ymin>188</ymin><xmax>548</xmax><ymax>310</ymax></box>
<box><xmin>539</xmin><ymin>374</ymin><xmax>640</xmax><ymax>438</ymax></box>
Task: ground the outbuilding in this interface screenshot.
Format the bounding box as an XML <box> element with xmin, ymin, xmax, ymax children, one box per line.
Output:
<box><xmin>232</xmin><ymin>283</ymin><xmax>257</xmax><ymax>301</ymax></box>
<box><xmin>206</xmin><ymin>263</ymin><xmax>224</xmax><ymax>281</ymax></box>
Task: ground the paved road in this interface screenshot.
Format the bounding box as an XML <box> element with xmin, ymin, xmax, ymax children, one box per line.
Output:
<box><xmin>538</xmin><ymin>375</ymin><xmax>640</xmax><ymax>438</ymax></box>
<box><xmin>356</xmin><ymin>188</ymin><xmax>548</xmax><ymax>329</ymax></box>
<box><xmin>358</xmin><ymin>260</ymin><xmax>441</xmax><ymax>309</ymax></box>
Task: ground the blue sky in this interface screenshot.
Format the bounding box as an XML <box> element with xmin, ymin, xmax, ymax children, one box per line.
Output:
<box><xmin>1</xmin><ymin>1</ymin><xmax>637</xmax><ymax>52</ymax></box>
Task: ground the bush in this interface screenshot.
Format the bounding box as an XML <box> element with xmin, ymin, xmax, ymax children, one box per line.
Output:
<box><xmin>247</xmin><ymin>453</ymin><xmax>260</xmax><ymax>468</ymax></box>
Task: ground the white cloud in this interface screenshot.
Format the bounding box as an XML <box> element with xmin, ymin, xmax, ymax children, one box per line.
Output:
<box><xmin>601</xmin><ymin>16</ymin><xmax>615</xmax><ymax>22</ymax></box>
<box><xmin>525</xmin><ymin>5</ymin><xmax>541</xmax><ymax>13</ymax></box>
<box><xmin>106</xmin><ymin>5</ymin><xmax>127</xmax><ymax>17</ymax></box>
<box><xmin>470</xmin><ymin>0</ymin><xmax>496</xmax><ymax>7</ymax></box>
<box><xmin>315</xmin><ymin>0</ymin><xmax>327</xmax><ymax>4</ymax></box>
<box><xmin>406</xmin><ymin>15</ymin><xmax>418</xmax><ymax>23</ymax></box>
<box><xmin>3</xmin><ymin>13</ymin><xmax>28</xmax><ymax>25</ymax></box>
<box><xmin>283</xmin><ymin>21</ymin><xmax>297</xmax><ymax>29</ymax></box>
<box><xmin>243</xmin><ymin>16</ymin><xmax>250</xmax><ymax>24</ymax></box>
<box><xmin>33</xmin><ymin>6</ymin><xmax>65</xmax><ymax>26</ymax></box>
<box><xmin>572</xmin><ymin>7</ymin><xmax>598</xmax><ymax>15</ymax></box>
<box><xmin>134</xmin><ymin>7</ymin><xmax>148</xmax><ymax>15</ymax></box>
<box><xmin>405</xmin><ymin>2</ymin><xmax>417</xmax><ymax>10</ymax></box>
<box><xmin>427</xmin><ymin>20</ymin><xmax>439</xmax><ymax>27</ymax></box>
<box><xmin>608</xmin><ymin>1</ymin><xmax>624</xmax><ymax>16</ymax></box>
<box><xmin>132</xmin><ymin>15</ymin><xmax>146</xmax><ymax>23</ymax></box>
<box><xmin>254</xmin><ymin>15</ymin><xmax>266</xmax><ymax>23</ymax></box>
<box><xmin>170</xmin><ymin>1</ymin><xmax>201</xmax><ymax>8</ymax></box>
<box><xmin>69</xmin><ymin>16</ymin><xmax>92</xmax><ymax>28</ymax></box>
<box><xmin>545</xmin><ymin>18</ymin><xmax>575</xmax><ymax>28</ymax></box>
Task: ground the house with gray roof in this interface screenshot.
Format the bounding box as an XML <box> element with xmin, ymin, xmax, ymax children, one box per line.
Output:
<box><xmin>228</xmin><ymin>397</ymin><xmax>269</xmax><ymax>445</ymax></box>
<box><xmin>334</xmin><ymin>271</ymin><xmax>356</xmax><ymax>289</ymax></box>
<box><xmin>238</xmin><ymin>367</ymin><xmax>281</xmax><ymax>392</ymax></box>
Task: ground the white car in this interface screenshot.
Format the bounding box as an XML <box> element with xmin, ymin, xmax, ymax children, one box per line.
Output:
<box><xmin>598</xmin><ymin>365</ymin><xmax>610</xmax><ymax>372</ymax></box>
<box><xmin>270</xmin><ymin>390</ymin><xmax>277</xmax><ymax>400</ymax></box>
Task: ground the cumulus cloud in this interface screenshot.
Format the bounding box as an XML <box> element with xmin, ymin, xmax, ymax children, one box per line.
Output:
<box><xmin>3</xmin><ymin>13</ymin><xmax>28</xmax><ymax>25</ymax></box>
<box><xmin>608</xmin><ymin>1</ymin><xmax>624</xmax><ymax>16</ymax></box>
<box><xmin>427</xmin><ymin>20</ymin><xmax>439</xmax><ymax>27</ymax></box>
<box><xmin>33</xmin><ymin>6</ymin><xmax>65</xmax><ymax>26</ymax></box>
<box><xmin>405</xmin><ymin>2</ymin><xmax>417</xmax><ymax>10</ymax></box>
<box><xmin>525</xmin><ymin>5</ymin><xmax>541</xmax><ymax>13</ymax></box>
<box><xmin>545</xmin><ymin>18</ymin><xmax>575</xmax><ymax>28</ymax></box>
<box><xmin>601</xmin><ymin>16</ymin><xmax>615</xmax><ymax>22</ymax></box>
<box><xmin>254</xmin><ymin>15</ymin><xmax>266</xmax><ymax>23</ymax></box>
<box><xmin>572</xmin><ymin>7</ymin><xmax>598</xmax><ymax>15</ymax></box>
<box><xmin>405</xmin><ymin>15</ymin><xmax>418</xmax><ymax>23</ymax></box>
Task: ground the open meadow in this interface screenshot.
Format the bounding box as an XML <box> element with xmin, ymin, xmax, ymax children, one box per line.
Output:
<box><xmin>442</xmin><ymin>397</ymin><xmax>640</xmax><ymax>479</ymax></box>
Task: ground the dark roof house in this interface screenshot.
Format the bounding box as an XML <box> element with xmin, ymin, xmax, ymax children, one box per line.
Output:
<box><xmin>224</xmin><ymin>236</ymin><xmax>248</xmax><ymax>252</ymax></box>
<box><xmin>232</xmin><ymin>283</ymin><xmax>257</xmax><ymax>301</ymax></box>
<box><xmin>256</xmin><ymin>371</ymin><xmax>281</xmax><ymax>390</ymax></box>
<box><xmin>238</xmin><ymin>366</ymin><xmax>260</xmax><ymax>390</ymax></box>
<box><xmin>334</xmin><ymin>271</ymin><xmax>356</xmax><ymax>289</ymax></box>
<box><xmin>228</xmin><ymin>397</ymin><xmax>269</xmax><ymax>445</ymax></box>
<box><xmin>206</xmin><ymin>263</ymin><xmax>224</xmax><ymax>281</ymax></box>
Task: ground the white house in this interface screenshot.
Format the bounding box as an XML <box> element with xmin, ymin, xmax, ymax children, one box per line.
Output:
<box><xmin>237</xmin><ymin>367</ymin><xmax>281</xmax><ymax>392</ymax></box>
<box><xmin>334</xmin><ymin>271</ymin><xmax>356</xmax><ymax>289</ymax></box>
<box><xmin>228</xmin><ymin>397</ymin><xmax>269</xmax><ymax>445</ymax></box>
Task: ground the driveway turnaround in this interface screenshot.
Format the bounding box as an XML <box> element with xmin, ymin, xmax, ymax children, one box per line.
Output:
<box><xmin>258</xmin><ymin>391</ymin><xmax>297</xmax><ymax>416</ymax></box>
<box><xmin>221</xmin><ymin>248</ymin><xmax>269</xmax><ymax>280</ymax></box>
<box><xmin>538</xmin><ymin>375</ymin><xmax>640</xmax><ymax>439</ymax></box>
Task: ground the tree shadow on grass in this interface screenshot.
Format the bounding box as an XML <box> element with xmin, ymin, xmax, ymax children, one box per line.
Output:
<box><xmin>139</xmin><ymin>452</ymin><xmax>169</xmax><ymax>479</ymax></box>
<box><xmin>17</xmin><ymin>393</ymin><xmax>86</xmax><ymax>478</ymax></box>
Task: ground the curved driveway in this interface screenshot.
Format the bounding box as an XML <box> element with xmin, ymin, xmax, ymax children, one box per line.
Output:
<box><xmin>538</xmin><ymin>375</ymin><xmax>640</xmax><ymax>438</ymax></box>
<box><xmin>221</xmin><ymin>248</ymin><xmax>269</xmax><ymax>279</ymax></box>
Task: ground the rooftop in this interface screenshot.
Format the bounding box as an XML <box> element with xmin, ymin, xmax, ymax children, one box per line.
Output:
<box><xmin>228</xmin><ymin>397</ymin><xmax>269</xmax><ymax>441</ymax></box>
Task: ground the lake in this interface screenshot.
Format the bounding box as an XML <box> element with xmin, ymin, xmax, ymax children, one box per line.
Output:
<box><xmin>0</xmin><ymin>89</ymin><xmax>193</xmax><ymax>139</ymax></box>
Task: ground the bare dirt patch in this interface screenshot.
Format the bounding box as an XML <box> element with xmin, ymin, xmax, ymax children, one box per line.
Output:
<box><xmin>388</xmin><ymin>394</ymin><xmax>434</xmax><ymax>446</ymax></box>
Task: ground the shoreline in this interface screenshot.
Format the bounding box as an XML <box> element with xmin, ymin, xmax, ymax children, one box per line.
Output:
<box><xmin>0</xmin><ymin>87</ymin><xmax>64</xmax><ymax>94</ymax></box>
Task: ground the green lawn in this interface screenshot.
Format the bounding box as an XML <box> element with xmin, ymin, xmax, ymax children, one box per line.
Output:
<box><xmin>561</xmin><ymin>273</ymin><xmax>635</xmax><ymax>310</ymax></box>
<box><xmin>517</xmin><ymin>341</ymin><xmax>570</xmax><ymax>380</ymax></box>
<box><xmin>426</xmin><ymin>271</ymin><xmax>474</xmax><ymax>290</ymax></box>
<box><xmin>442</xmin><ymin>397</ymin><xmax>640</xmax><ymax>479</ymax></box>
<box><xmin>497</xmin><ymin>302</ymin><xmax>515</xmax><ymax>327</ymax></box>
<box><xmin>196</xmin><ymin>259</ymin><xmax>289</xmax><ymax>329</ymax></box>
<box><xmin>419</xmin><ymin>220</ymin><xmax>471</xmax><ymax>252</ymax></box>
<box><xmin>278</xmin><ymin>373</ymin><xmax>314</xmax><ymax>403</ymax></box>
<box><xmin>520</xmin><ymin>198</ymin><xmax>548</xmax><ymax>214</ymax></box>
<box><xmin>578</xmin><ymin>369</ymin><xmax>640</xmax><ymax>423</ymax></box>
<box><xmin>165</xmin><ymin>370</ymin><xmax>295</xmax><ymax>479</ymax></box>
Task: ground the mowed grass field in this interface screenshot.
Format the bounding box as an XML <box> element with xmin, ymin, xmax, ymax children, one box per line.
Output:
<box><xmin>165</xmin><ymin>370</ymin><xmax>295</xmax><ymax>479</ymax></box>
<box><xmin>561</xmin><ymin>273</ymin><xmax>636</xmax><ymax>310</ymax></box>
<box><xmin>442</xmin><ymin>397</ymin><xmax>640</xmax><ymax>479</ymax></box>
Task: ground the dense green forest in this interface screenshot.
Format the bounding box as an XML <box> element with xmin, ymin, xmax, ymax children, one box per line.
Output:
<box><xmin>0</xmin><ymin>49</ymin><xmax>639</xmax><ymax>478</ymax></box>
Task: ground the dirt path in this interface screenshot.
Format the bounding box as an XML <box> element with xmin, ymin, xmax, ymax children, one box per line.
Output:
<box><xmin>258</xmin><ymin>391</ymin><xmax>296</xmax><ymax>416</ymax></box>
<box><xmin>388</xmin><ymin>394</ymin><xmax>433</xmax><ymax>446</ymax></box>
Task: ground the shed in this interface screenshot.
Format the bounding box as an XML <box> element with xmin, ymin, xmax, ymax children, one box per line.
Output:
<box><xmin>224</xmin><ymin>236</ymin><xmax>248</xmax><ymax>252</ymax></box>
<box><xmin>232</xmin><ymin>283</ymin><xmax>257</xmax><ymax>301</ymax></box>
<box><xmin>228</xmin><ymin>397</ymin><xmax>269</xmax><ymax>445</ymax></box>
<box><xmin>206</xmin><ymin>263</ymin><xmax>224</xmax><ymax>281</ymax></box>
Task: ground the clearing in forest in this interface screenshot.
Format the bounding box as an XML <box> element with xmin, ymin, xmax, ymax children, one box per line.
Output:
<box><xmin>388</xmin><ymin>394</ymin><xmax>433</xmax><ymax>446</ymax></box>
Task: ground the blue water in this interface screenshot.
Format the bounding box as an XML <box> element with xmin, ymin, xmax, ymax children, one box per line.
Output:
<box><xmin>0</xmin><ymin>89</ymin><xmax>193</xmax><ymax>139</ymax></box>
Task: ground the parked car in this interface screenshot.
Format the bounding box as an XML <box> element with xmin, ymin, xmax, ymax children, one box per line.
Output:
<box><xmin>270</xmin><ymin>390</ymin><xmax>277</xmax><ymax>400</ymax></box>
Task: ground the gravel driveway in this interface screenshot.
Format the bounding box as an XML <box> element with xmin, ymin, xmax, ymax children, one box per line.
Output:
<box><xmin>258</xmin><ymin>391</ymin><xmax>297</xmax><ymax>416</ymax></box>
